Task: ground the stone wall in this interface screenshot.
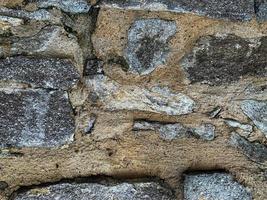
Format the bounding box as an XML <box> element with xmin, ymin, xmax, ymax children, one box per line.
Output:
<box><xmin>0</xmin><ymin>0</ymin><xmax>266</xmax><ymax>199</ymax></box>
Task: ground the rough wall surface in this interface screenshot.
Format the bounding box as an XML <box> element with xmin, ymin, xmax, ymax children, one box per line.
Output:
<box><xmin>0</xmin><ymin>0</ymin><xmax>266</xmax><ymax>199</ymax></box>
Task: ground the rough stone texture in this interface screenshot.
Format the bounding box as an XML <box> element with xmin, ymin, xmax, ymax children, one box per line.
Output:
<box><xmin>133</xmin><ymin>120</ymin><xmax>215</xmax><ymax>141</ymax></box>
<box><xmin>125</xmin><ymin>19</ymin><xmax>176</xmax><ymax>75</ymax></box>
<box><xmin>101</xmin><ymin>0</ymin><xmax>254</xmax><ymax>21</ymax></box>
<box><xmin>180</xmin><ymin>35</ymin><xmax>267</xmax><ymax>85</ymax></box>
<box><xmin>230</xmin><ymin>133</ymin><xmax>267</xmax><ymax>163</ymax></box>
<box><xmin>241</xmin><ymin>100</ymin><xmax>267</xmax><ymax>137</ymax></box>
<box><xmin>33</xmin><ymin>0</ymin><xmax>91</xmax><ymax>14</ymax></box>
<box><xmin>0</xmin><ymin>89</ymin><xmax>75</xmax><ymax>148</ymax></box>
<box><xmin>184</xmin><ymin>172</ymin><xmax>252</xmax><ymax>200</ymax></box>
<box><xmin>86</xmin><ymin>75</ymin><xmax>196</xmax><ymax>116</ymax></box>
<box><xmin>0</xmin><ymin>56</ymin><xmax>80</xmax><ymax>90</ymax></box>
<box><xmin>255</xmin><ymin>0</ymin><xmax>267</xmax><ymax>21</ymax></box>
<box><xmin>224</xmin><ymin>119</ymin><xmax>253</xmax><ymax>133</ymax></box>
<box><xmin>14</xmin><ymin>181</ymin><xmax>174</xmax><ymax>200</ymax></box>
<box><xmin>0</xmin><ymin>7</ymin><xmax>58</xmax><ymax>22</ymax></box>
<box><xmin>84</xmin><ymin>58</ymin><xmax>104</xmax><ymax>76</ymax></box>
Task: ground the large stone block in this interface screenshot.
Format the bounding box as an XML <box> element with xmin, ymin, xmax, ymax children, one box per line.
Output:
<box><xmin>14</xmin><ymin>181</ymin><xmax>175</xmax><ymax>200</ymax></box>
<box><xmin>255</xmin><ymin>0</ymin><xmax>267</xmax><ymax>21</ymax></box>
<box><xmin>180</xmin><ymin>35</ymin><xmax>267</xmax><ymax>85</ymax></box>
<box><xmin>184</xmin><ymin>172</ymin><xmax>252</xmax><ymax>200</ymax></box>
<box><xmin>0</xmin><ymin>56</ymin><xmax>80</xmax><ymax>90</ymax></box>
<box><xmin>101</xmin><ymin>0</ymin><xmax>254</xmax><ymax>21</ymax></box>
<box><xmin>86</xmin><ymin>75</ymin><xmax>196</xmax><ymax>116</ymax></box>
<box><xmin>0</xmin><ymin>89</ymin><xmax>75</xmax><ymax>148</ymax></box>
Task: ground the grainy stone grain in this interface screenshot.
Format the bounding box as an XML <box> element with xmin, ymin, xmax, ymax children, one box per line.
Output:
<box><xmin>255</xmin><ymin>0</ymin><xmax>267</xmax><ymax>21</ymax></box>
<box><xmin>86</xmin><ymin>75</ymin><xmax>196</xmax><ymax>115</ymax></box>
<box><xmin>101</xmin><ymin>0</ymin><xmax>254</xmax><ymax>21</ymax></box>
<box><xmin>14</xmin><ymin>181</ymin><xmax>175</xmax><ymax>200</ymax></box>
<box><xmin>241</xmin><ymin>100</ymin><xmax>267</xmax><ymax>137</ymax></box>
<box><xmin>180</xmin><ymin>35</ymin><xmax>267</xmax><ymax>85</ymax></box>
<box><xmin>0</xmin><ymin>56</ymin><xmax>80</xmax><ymax>90</ymax></box>
<box><xmin>0</xmin><ymin>89</ymin><xmax>75</xmax><ymax>148</ymax></box>
<box><xmin>125</xmin><ymin>19</ymin><xmax>176</xmax><ymax>75</ymax></box>
<box><xmin>184</xmin><ymin>172</ymin><xmax>252</xmax><ymax>200</ymax></box>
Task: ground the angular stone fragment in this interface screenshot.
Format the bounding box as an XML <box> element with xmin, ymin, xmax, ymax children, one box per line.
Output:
<box><xmin>86</xmin><ymin>75</ymin><xmax>196</xmax><ymax>115</ymax></box>
<box><xmin>184</xmin><ymin>172</ymin><xmax>252</xmax><ymax>200</ymax></box>
<box><xmin>241</xmin><ymin>100</ymin><xmax>267</xmax><ymax>137</ymax></box>
<box><xmin>191</xmin><ymin>123</ymin><xmax>215</xmax><ymax>141</ymax></box>
<box><xmin>0</xmin><ymin>16</ymin><xmax>23</xmax><ymax>26</ymax></box>
<box><xmin>255</xmin><ymin>0</ymin><xmax>267</xmax><ymax>21</ymax></box>
<box><xmin>0</xmin><ymin>89</ymin><xmax>75</xmax><ymax>148</ymax></box>
<box><xmin>6</xmin><ymin>26</ymin><xmax>82</xmax><ymax>63</ymax></box>
<box><xmin>230</xmin><ymin>132</ymin><xmax>267</xmax><ymax>163</ymax></box>
<box><xmin>33</xmin><ymin>0</ymin><xmax>91</xmax><ymax>14</ymax></box>
<box><xmin>101</xmin><ymin>0</ymin><xmax>254</xmax><ymax>21</ymax></box>
<box><xmin>180</xmin><ymin>35</ymin><xmax>267</xmax><ymax>85</ymax></box>
<box><xmin>14</xmin><ymin>181</ymin><xmax>175</xmax><ymax>200</ymax></box>
<box><xmin>125</xmin><ymin>19</ymin><xmax>176</xmax><ymax>75</ymax></box>
<box><xmin>133</xmin><ymin>120</ymin><xmax>215</xmax><ymax>141</ymax></box>
<box><xmin>0</xmin><ymin>56</ymin><xmax>80</xmax><ymax>90</ymax></box>
<box><xmin>0</xmin><ymin>7</ymin><xmax>58</xmax><ymax>22</ymax></box>
<box><xmin>224</xmin><ymin>119</ymin><xmax>253</xmax><ymax>133</ymax></box>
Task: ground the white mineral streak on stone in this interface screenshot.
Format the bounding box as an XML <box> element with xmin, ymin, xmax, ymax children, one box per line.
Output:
<box><xmin>241</xmin><ymin>100</ymin><xmax>267</xmax><ymax>137</ymax></box>
<box><xmin>184</xmin><ymin>173</ymin><xmax>252</xmax><ymax>200</ymax></box>
<box><xmin>225</xmin><ymin>119</ymin><xmax>253</xmax><ymax>132</ymax></box>
<box><xmin>86</xmin><ymin>75</ymin><xmax>196</xmax><ymax>116</ymax></box>
<box><xmin>36</xmin><ymin>0</ymin><xmax>91</xmax><ymax>14</ymax></box>
<box><xmin>0</xmin><ymin>16</ymin><xmax>23</xmax><ymax>26</ymax></box>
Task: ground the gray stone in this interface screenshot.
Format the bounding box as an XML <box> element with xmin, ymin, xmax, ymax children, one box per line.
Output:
<box><xmin>0</xmin><ymin>181</ymin><xmax>8</xmax><ymax>190</ymax></box>
<box><xmin>14</xmin><ymin>181</ymin><xmax>175</xmax><ymax>200</ymax></box>
<box><xmin>86</xmin><ymin>75</ymin><xmax>196</xmax><ymax>116</ymax></box>
<box><xmin>133</xmin><ymin>120</ymin><xmax>215</xmax><ymax>141</ymax></box>
<box><xmin>33</xmin><ymin>0</ymin><xmax>91</xmax><ymax>14</ymax></box>
<box><xmin>133</xmin><ymin>120</ymin><xmax>189</xmax><ymax>140</ymax></box>
<box><xmin>6</xmin><ymin>26</ymin><xmax>83</xmax><ymax>63</ymax></box>
<box><xmin>230</xmin><ymin>132</ymin><xmax>267</xmax><ymax>163</ymax></box>
<box><xmin>224</xmin><ymin>119</ymin><xmax>253</xmax><ymax>133</ymax></box>
<box><xmin>180</xmin><ymin>34</ymin><xmax>267</xmax><ymax>86</ymax></box>
<box><xmin>0</xmin><ymin>56</ymin><xmax>80</xmax><ymax>90</ymax></box>
<box><xmin>84</xmin><ymin>58</ymin><xmax>104</xmax><ymax>76</ymax></box>
<box><xmin>84</xmin><ymin>114</ymin><xmax>96</xmax><ymax>134</ymax></box>
<box><xmin>0</xmin><ymin>7</ymin><xmax>58</xmax><ymax>22</ymax></box>
<box><xmin>191</xmin><ymin>123</ymin><xmax>216</xmax><ymax>141</ymax></box>
<box><xmin>101</xmin><ymin>0</ymin><xmax>254</xmax><ymax>21</ymax></box>
<box><xmin>184</xmin><ymin>172</ymin><xmax>252</xmax><ymax>200</ymax></box>
<box><xmin>0</xmin><ymin>16</ymin><xmax>23</xmax><ymax>26</ymax></box>
<box><xmin>0</xmin><ymin>89</ymin><xmax>75</xmax><ymax>148</ymax></box>
<box><xmin>255</xmin><ymin>0</ymin><xmax>267</xmax><ymax>21</ymax></box>
<box><xmin>125</xmin><ymin>19</ymin><xmax>176</xmax><ymax>75</ymax></box>
<box><xmin>241</xmin><ymin>100</ymin><xmax>267</xmax><ymax>137</ymax></box>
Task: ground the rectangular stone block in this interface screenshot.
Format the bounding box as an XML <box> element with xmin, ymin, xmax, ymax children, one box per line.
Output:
<box><xmin>0</xmin><ymin>56</ymin><xmax>80</xmax><ymax>90</ymax></box>
<box><xmin>0</xmin><ymin>89</ymin><xmax>75</xmax><ymax>148</ymax></box>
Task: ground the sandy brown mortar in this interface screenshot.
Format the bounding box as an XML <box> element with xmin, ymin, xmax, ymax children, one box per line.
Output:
<box><xmin>0</xmin><ymin>1</ymin><xmax>266</xmax><ymax>200</ymax></box>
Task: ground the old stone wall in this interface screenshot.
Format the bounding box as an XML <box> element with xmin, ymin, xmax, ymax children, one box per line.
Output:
<box><xmin>0</xmin><ymin>0</ymin><xmax>266</xmax><ymax>199</ymax></box>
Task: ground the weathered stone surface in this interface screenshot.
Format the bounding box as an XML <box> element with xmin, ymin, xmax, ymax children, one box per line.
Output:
<box><xmin>84</xmin><ymin>58</ymin><xmax>104</xmax><ymax>76</ymax></box>
<box><xmin>1</xmin><ymin>26</ymin><xmax>83</xmax><ymax>65</ymax></box>
<box><xmin>33</xmin><ymin>0</ymin><xmax>91</xmax><ymax>14</ymax></box>
<box><xmin>125</xmin><ymin>19</ymin><xmax>176</xmax><ymax>75</ymax></box>
<box><xmin>0</xmin><ymin>15</ymin><xmax>23</xmax><ymax>26</ymax></box>
<box><xmin>101</xmin><ymin>0</ymin><xmax>254</xmax><ymax>21</ymax></box>
<box><xmin>0</xmin><ymin>7</ymin><xmax>58</xmax><ymax>22</ymax></box>
<box><xmin>133</xmin><ymin>120</ymin><xmax>215</xmax><ymax>141</ymax></box>
<box><xmin>0</xmin><ymin>56</ymin><xmax>80</xmax><ymax>90</ymax></box>
<box><xmin>84</xmin><ymin>114</ymin><xmax>96</xmax><ymax>134</ymax></box>
<box><xmin>85</xmin><ymin>75</ymin><xmax>196</xmax><ymax>115</ymax></box>
<box><xmin>0</xmin><ymin>181</ymin><xmax>8</xmax><ymax>190</ymax></box>
<box><xmin>14</xmin><ymin>181</ymin><xmax>175</xmax><ymax>200</ymax></box>
<box><xmin>180</xmin><ymin>35</ymin><xmax>267</xmax><ymax>85</ymax></box>
<box><xmin>0</xmin><ymin>89</ymin><xmax>75</xmax><ymax>148</ymax></box>
<box><xmin>191</xmin><ymin>123</ymin><xmax>216</xmax><ymax>141</ymax></box>
<box><xmin>241</xmin><ymin>100</ymin><xmax>267</xmax><ymax>137</ymax></box>
<box><xmin>224</xmin><ymin>119</ymin><xmax>253</xmax><ymax>133</ymax></box>
<box><xmin>230</xmin><ymin>132</ymin><xmax>267</xmax><ymax>163</ymax></box>
<box><xmin>184</xmin><ymin>172</ymin><xmax>252</xmax><ymax>200</ymax></box>
<box><xmin>255</xmin><ymin>0</ymin><xmax>267</xmax><ymax>21</ymax></box>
